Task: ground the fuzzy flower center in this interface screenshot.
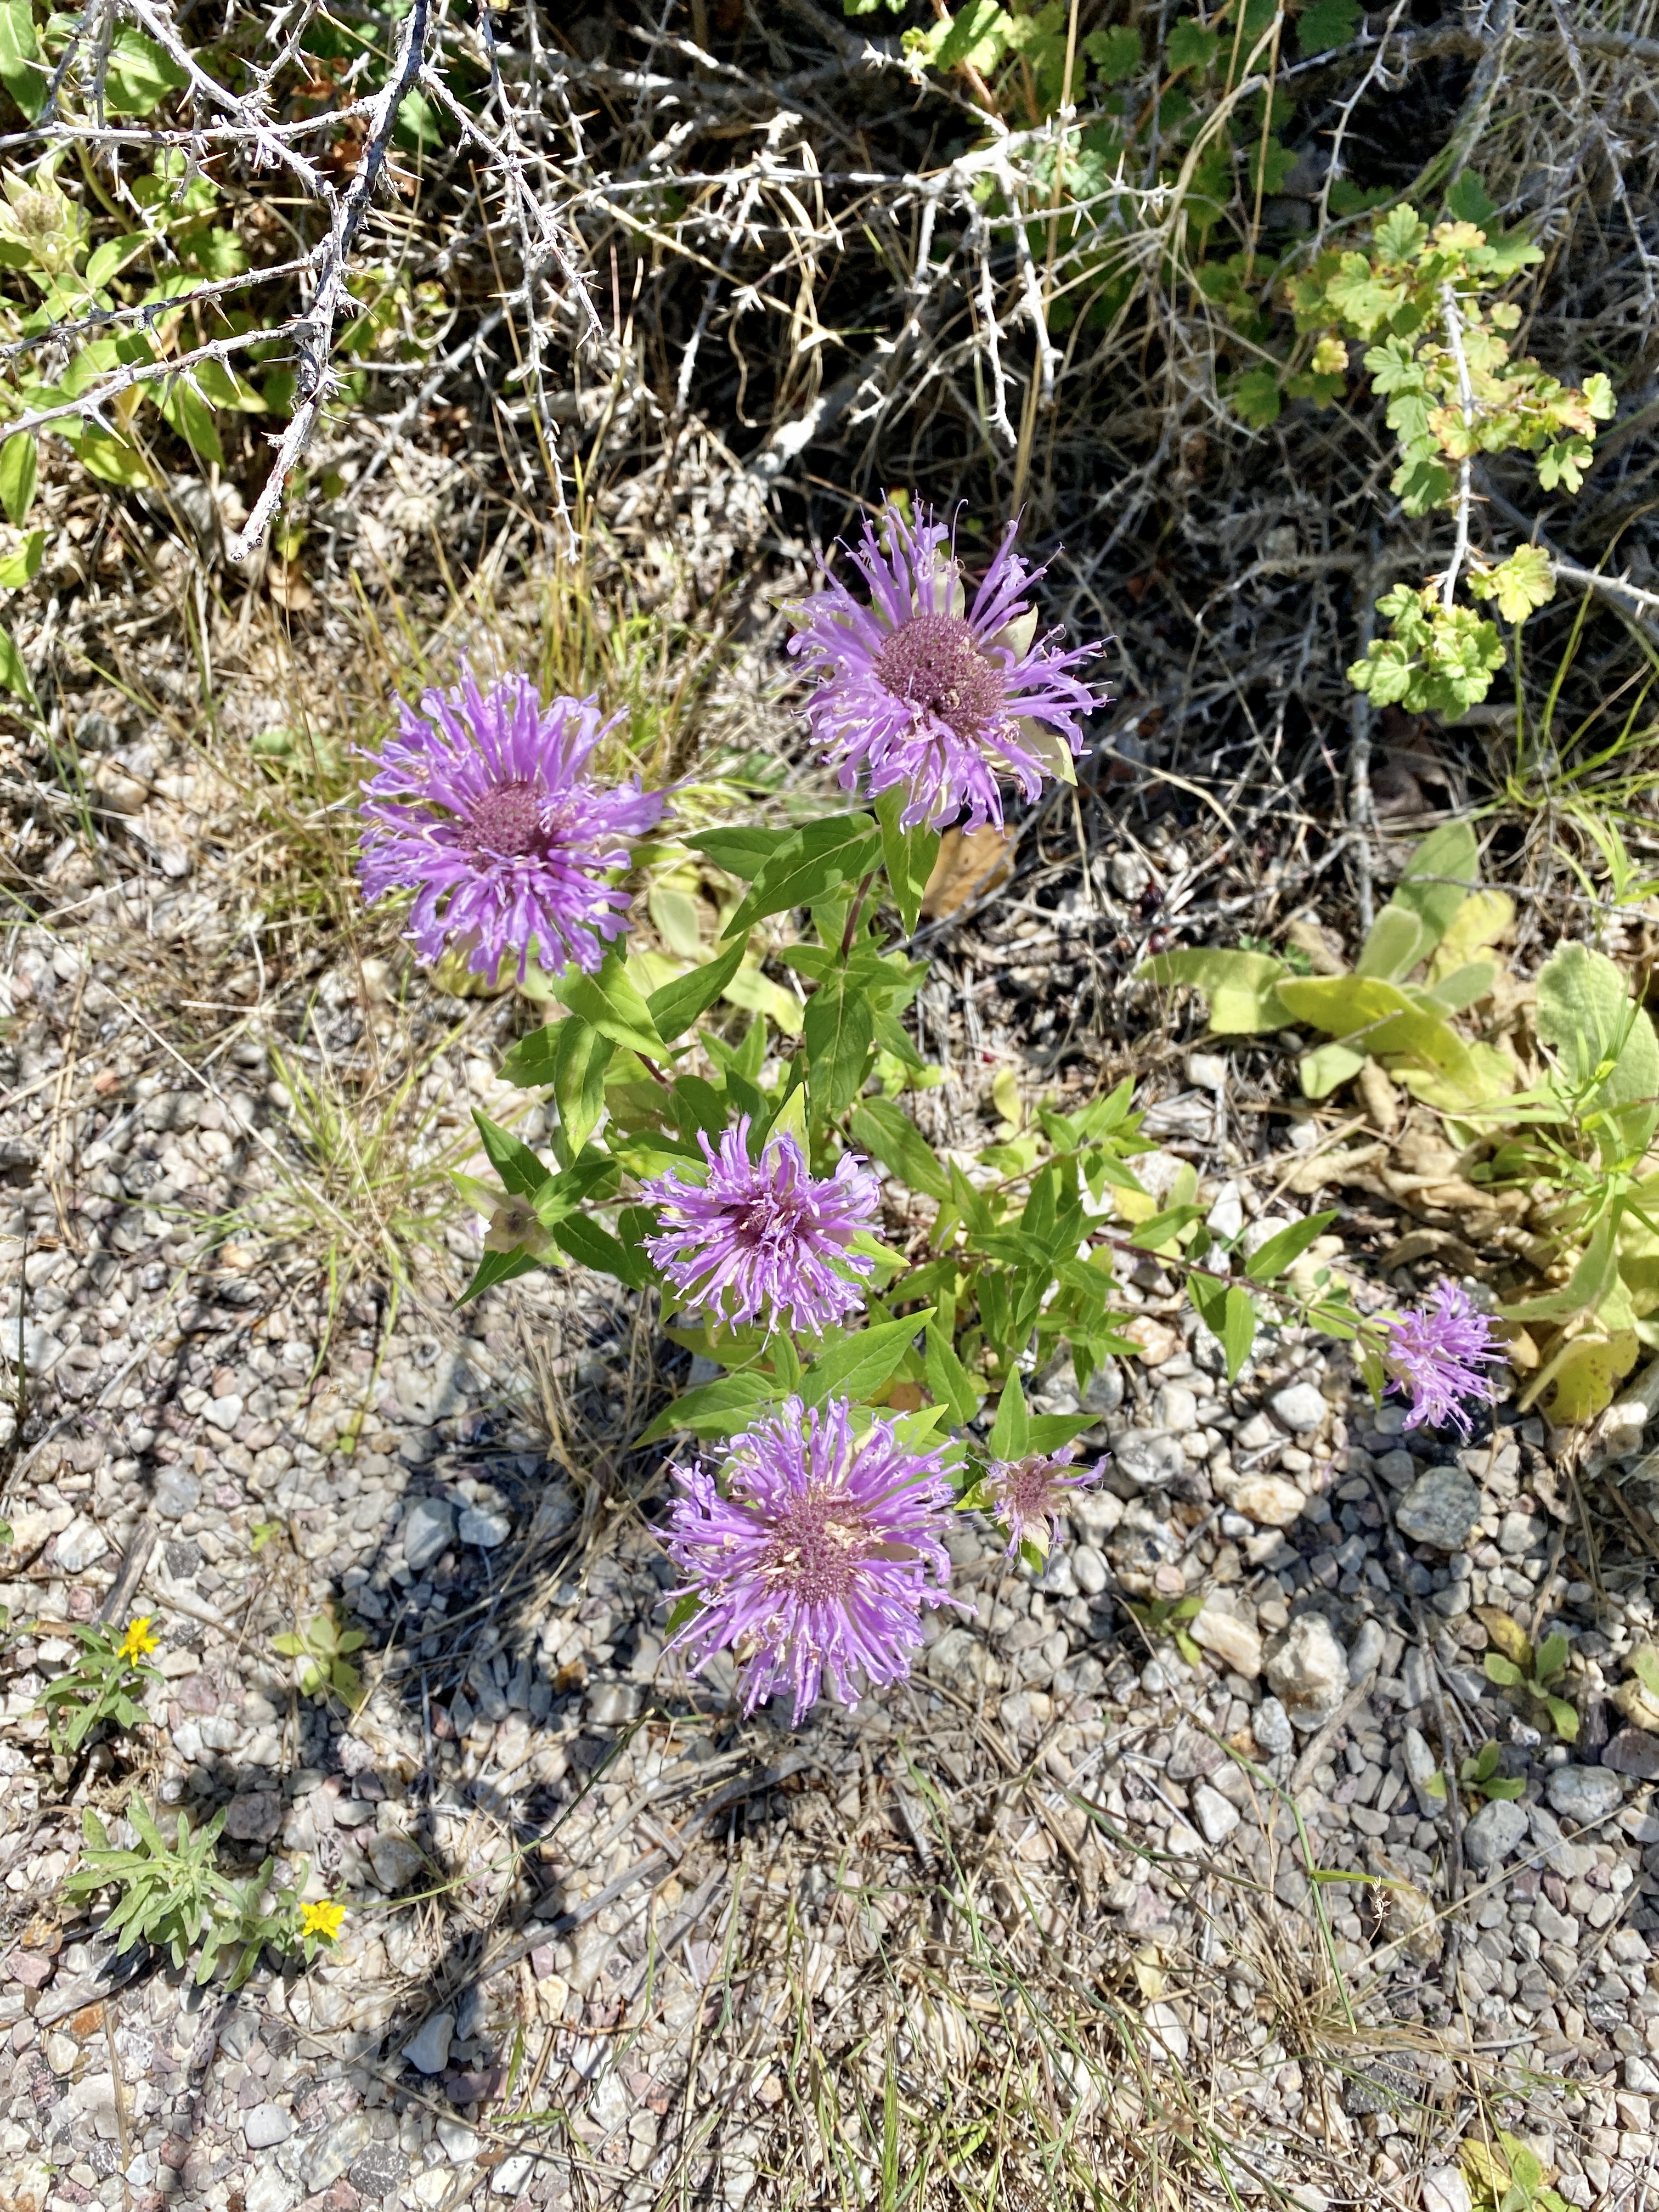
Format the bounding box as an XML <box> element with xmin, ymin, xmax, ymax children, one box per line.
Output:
<box><xmin>874</xmin><ymin>612</ymin><xmax>1003</xmax><ymax>736</ymax></box>
<box><xmin>996</xmin><ymin>1457</ymin><xmax>1058</xmax><ymax>1525</ymax></box>
<box><xmin>764</xmin><ymin>1484</ymin><xmax>864</xmax><ymax>1606</ymax></box>
<box><xmin>463</xmin><ymin>780</ymin><xmax>544</xmax><ymax>857</ymax></box>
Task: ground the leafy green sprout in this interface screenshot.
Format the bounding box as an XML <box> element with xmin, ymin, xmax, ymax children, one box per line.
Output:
<box><xmin>65</xmin><ymin>1801</ymin><xmax>340</xmax><ymax>1990</ymax></box>
<box><xmin>1124</xmin><ymin>1592</ymin><xmax>1206</xmax><ymax>1669</ymax></box>
<box><xmin>1480</xmin><ymin>1615</ymin><xmax>1578</xmax><ymax>1743</ymax></box>
<box><xmin>1425</xmin><ymin>1739</ymin><xmax>1525</xmax><ymax>1807</ymax></box>
<box><xmin>272</xmin><ymin>1609</ymin><xmax>368</xmax><ymax>1705</ymax></box>
<box><xmin>36</xmin><ymin>1615</ymin><xmax>163</xmax><ymax>1754</ymax></box>
<box><xmin>1462</xmin><ymin>2128</ymin><xmax>1572</xmax><ymax>2212</ymax></box>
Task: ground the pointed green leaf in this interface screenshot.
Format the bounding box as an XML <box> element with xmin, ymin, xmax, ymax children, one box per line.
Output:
<box><xmin>988</xmin><ymin>1371</ymin><xmax>1030</xmax><ymax>1460</ymax></box>
<box><xmin>851</xmin><ymin>1097</ymin><xmax>951</xmax><ymax>1203</ymax></box>
<box><xmin>875</xmin><ymin>784</ymin><xmax>941</xmax><ymax>936</ymax></box>
<box><xmin>647</xmin><ymin>932</ymin><xmax>751</xmax><ymax>1041</ymax></box>
<box><xmin>556</xmin><ymin>951</ymin><xmax>669</xmax><ymax>1063</ymax></box>
<box><xmin>804</xmin><ymin>975</ymin><xmax>875</xmax><ymax>1116</ymax></box>
<box><xmin>1388</xmin><ymin>820</ymin><xmax>1479</xmax><ymax>950</ymax></box>
<box><xmin>722</xmin><ymin>814</ymin><xmax>882</xmax><ymax>939</ymax></box>
<box><xmin>1245</xmin><ymin>1210</ymin><xmax>1339</xmax><ymax>1284</ymax></box>
<box><xmin>636</xmin><ymin>1372</ymin><xmax>777</xmax><ymax>1444</ymax></box>
<box><xmin>0</xmin><ymin>432</ymin><xmax>37</xmax><ymax>524</ymax></box>
<box><xmin>799</xmin><ymin>1313</ymin><xmax>930</xmax><ymax>1411</ymax></box>
<box><xmin>924</xmin><ymin>1323</ymin><xmax>981</xmax><ymax>1425</ymax></box>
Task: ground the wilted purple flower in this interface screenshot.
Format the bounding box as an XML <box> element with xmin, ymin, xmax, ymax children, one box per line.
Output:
<box><xmin>983</xmin><ymin>1447</ymin><xmax>1103</xmax><ymax>1560</ymax></box>
<box><xmin>1383</xmin><ymin>1278</ymin><xmax>1505</xmax><ymax>1436</ymax></box>
<box><xmin>662</xmin><ymin>1396</ymin><xmax>959</xmax><ymax>1724</ymax></box>
<box><xmin>640</xmin><ymin>1118</ymin><xmax>880</xmax><ymax>1336</ymax></box>
<box><xmin>358</xmin><ymin>668</ymin><xmax>665</xmax><ymax>981</ymax></box>
<box><xmin>786</xmin><ymin>500</ymin><xmax>1105</xmax><ymax>832</ymax></box>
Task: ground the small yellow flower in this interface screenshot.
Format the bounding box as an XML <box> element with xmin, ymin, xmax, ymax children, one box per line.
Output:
<box><xmin>118</xmin><ymin>1616</ymin><xmax>159</xmax><ymax>1663</ymax></box>
<box><xmin>301</xmin><ymin>1899</ymin><xmax>345</xmax><ymax>1942</ymax></box>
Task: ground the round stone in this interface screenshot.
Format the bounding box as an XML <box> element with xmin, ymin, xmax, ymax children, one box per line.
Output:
<box><xmin>1546</xmin><ymin>1764</ymin><xmax>1623</xmax><ymax>1823</ymax></box>
<box><xmin>1113</xmin><ymin>1430</ymin><xmax>1188</xmax><ymax>1489</ymax></box>
<box><xmin>1395</xmin><ymin>1465</ymin><xmax>1482</xmax><ymax>1551</ymax></box>
<box><xmin>457</xmin><ymin>1505</ymin><xmax>511</xmax><ymax>1549</ymax></box>
<box><xmin>1463</xmin><ymin>1796</ymin><xmax>1529</xmax><ymax>1870</ymax></box>
<box><xmin>1269</xmin><ymin>1381</ymin><xmax>1328</xmax><ymax>1434</ymax></box>
<box><xmin>1266</xmin><ymin>1613</ymin><xmax>1348</xmax><ymax>1731</ymax></box>
<box><xmin>1251</xmin><ymin>1696</ymin><xmax>1294</xmax><ymax>1756</ymax></box>
<box><xmin>1226</xmin><ymin>1475</ymin><xmax>1306</xmax><ymax>1529</ymax></box>
<box><xmin>244</xmin><ymin>2102</ymin><xmax>293</xmax><ymax>2149</ymax></box>
<box><xmin>402</xmin><ymin>1497</ymin><xmax>455</xmax><ymax>1573</ymax></box>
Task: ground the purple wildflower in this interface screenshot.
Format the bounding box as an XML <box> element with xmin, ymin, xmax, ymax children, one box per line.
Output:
<box><xmin>640</xmin><ymin>1118</ymin><xmax>881</xmax><ymax>1336</ymax></box>
<box><xmin>983</xmin><ymin>1447</ymin><xmax>1103</xmax><ymax>1560</ymax></box>
<box><xmin>1383</xmin><ymin>1278</ymin><xmax>1505</xmax><ymax>1436</ymax></box>
<box><xmin>785</xmin><ymin>500</ymin><xmax>1106</xmax><ymax>833</ymax></box>
<box><xmin>357</xmin><ymin>668</ymin><xmax>665</xmax><ymax>981</ymax></box>
<box><xmin>662</xmin><ymin>1396</ymin><xmax>959</xmax><ymax>1724</ymax></box>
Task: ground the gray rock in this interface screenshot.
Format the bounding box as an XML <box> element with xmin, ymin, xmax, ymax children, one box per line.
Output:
<box><xmin>1081</xmin><ymin>1361</ymin><xmax>1123</xmax><ymax>1415</ymax></box>
<box><xmin>304</xmin><ymin>2112</ymin><xmax>377</xmax><ymax>2191</ymax></box>
<box><xmin>1603</xmin><ymin>1728</ymin><xmax>1659</xmax><ymax>1780</ymax></box>
<box><xmin>586</xmin><ymin>1682</ymin><xmax>640</xmax><ymax>1726</ymax></box>
<box><xmin>1463</xmin><ymin>1796</ymin><xmax>1530</xmax><ymax>1870</ymax></box>
<box><xmin>402</xmin><ymin>2010</ymin><xmax>455</xmax><ymax>2075</ymax></box>
<box><xmin>368</xmin><ymin>1832</ymin><xmax>426</xmax><ymax>1892</ymax></box>
<box><xmin>1626</xmin><ymin>2054</ymin><xmax>1659</xmax><ymax>2095</ymax></box>
<box><xmin>1546</xmin><ymin>1764</ymin><xmax>1623</xmax><ymax>1824</ymax></box>
<box><xmin>1395</xmin><ymin>1465</ymin><xmax>1481</xmax><ymax>1551</ymax></box>
<box><xmin>1270</xmin><ymin>1381</ymin><xmax>1328</xmax><ymax>1434</ymax></box>
<box><xmin>55</xmin><ymin>1519</ymin><xmax>109</xmax><ymax>1575</ymax></box>
<box><xmin>1348</xmin><ymin>1618</ymin><xmax>1387</xmax><ymax>1679</ymax></box>
<box><xmin>1070</xmin><ymin>1543</ymin><xmax>1107</xmax><ymax>1595</ymax></box>
<box><xmin>223</xmin><ymin>1790</ymin><xmax>281</xmax><ymax>1843</ymax></box>
<box><xmin>1192</xmin><ymin>1782</ymin><xmax>1240</xmax><ymax>1846</ymax></box>
<box><xmin>1266</xmin><ymin>1613</ymin><xmax>1348</xmax><ymax>1731</ymax></box>
<box><xmin>402</xmin><ymin>1497</ymin><xmax>455</xmax><ymax>1573</ymax></box>
<box><xmin>1252</xmin><ymin>1696</ymin><xmax>1294</xmax><ymax>1756</ymax></box>
<box><xmin>458</xmin><ymin>1505</ymin><xmax>511</xmax><ymax>1549</ymax></box>
<box><xmin>1113</xmin><ymin>1431</ymin><xmax>1188</xmax><ymax>1489</ymax></box>
<box><xmin>154</xmin><ymin>1469</ymin><xmax>201</xmax><ymax>1520</ymax></box>
<box><xmin>245</xmin><ymin>2102</ymin><xmax>292</xmax><ymax>2148</ymax></box>
<box><xmin>1154</xmin><ymin>1383</ymin><xmax>1199</xmax><ymax>1433</ymax></box>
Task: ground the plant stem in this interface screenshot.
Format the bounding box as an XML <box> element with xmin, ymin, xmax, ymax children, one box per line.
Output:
<box><xmin>1439</xmin><ymin>280</ymin><xmax>1477</xmax><ymax>609</ymax></box>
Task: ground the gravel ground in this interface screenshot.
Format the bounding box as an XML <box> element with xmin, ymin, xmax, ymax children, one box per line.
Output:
<box><xmin>5</xmin><ymin>752</ymin><xmax>1659</xmax><ymax>2210</ymax></box>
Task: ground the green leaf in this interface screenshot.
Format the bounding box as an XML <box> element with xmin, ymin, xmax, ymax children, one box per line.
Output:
<box><xmin>0</xmin><ymin>0</ymin><xmax>42</xmax><ymax>115</ymax></box>
<box><xmin>1136</xmin><ymin>948</ymin><xmax>1289</xmax><ymax>1034</ymax></box>
<box><xmin>552</xmin><ymin>1214</ymin><xmax>646</xmax><ymax>1288</ymax></box>
<box><xmin>647</xmin><ymin>932</ymin><xmax>751</xmax><ymax>1042</ymax></box>
<box><xmin>459</xmin><ymin>1246</ymin><xmax>539</xmax><ymax>1305</ymax></box>
<box><xmin>684</xmin><ymin>825</ymin><xmax>795</xmax><ymax>879</ymax></box>
<box><xmin>875</xmin><ymin>784</ymin><xmax>940</xmax><ymax>936</ymax></box>
<box><xmin>664</xmin><ymin>1592</ymin><xmax>703</xmax><ymax>1635</ymax></box>
<box><xmin>1483</xmin><ymin>1653</ymin><xmax>1524</xmax><ymax>1686</ymax></box>
<box><xmin>851</xmin><ymin>1097</ymin><xmax>951</xmax><ymax>1203</ymax></box>
<box><xmin>804</xmin><ymin>975</ymin><xmax>876</xmax><ymax>1116</ymax></box>
<box><xmin>1632</xmin><ymin>1648</ymin><xmax>1659</xmax><ymax>1702</ymax></box>
<box><xmin>0</xmin><ymin>618</ymin><xmax>36</xmax><ymax>708</ymax></box>
<box><xmin>1083</xmin><ymin>23</ymin><xmax>1141</xmax><ymax>80</ymax></box>
<box><xmin>0</xmin><ymin>528</ymin><xmax>42</xmax><ymax>588</ymax></box>
<box><xmin>924</xmin><ymin>1323</ymin><xmax>981</xmax><ymax>1425</ymax></box>
<box><xmin>551</xmin><ymin>1017</ymin><xmax>615</xmax><ymax>1158</ymax></box>
<box><xmin>799</xmin><ymin>1313</ymin><xmax>930</xmax><ymax>1411</ymax></box>
<box><xmin>1300</xmin><ymin>1040</ymin><xmax>1368</xmax><ymax>1098</ymax></box>
<box><xmin>1355</xmin><ymin>904</ymin><xmax>1429</xmax><ymax>981</ymax></box>
<box><xmin>1536</xmin><ymin>941</ymin><xmax>1659</xmax><ymax>1162</ymax></box>
<box><xmin>1296</xmin><ymin>0</ymin><xmax>1359</xmax><ymax>56</ymax></box>
<box><xmin>1244</xmin><ymin>1209</ymin><xmax>1339</xmax><ymax>1284</ymax></box>
<box><xmin>105</xmin><ymin>24</ymin><xmax>189</xmax><ymax>114</ymax></box>
<box><xmin>0</xmin><ymin>432</ymin><xmax>37</xmax><ymax>525</ymax></box>
<box><xmin>1389</xmin><ymin>821</ymin><xmax>1478</xmax><ymax>951</ymax></box>
<box><xmin>1443</xmin><ymin>170</ymin><xmax>1498</xmax><ymax>227</ymax></box>
<box><xmin>1533</xmin><ymin>1632</ymin><xmax>1568</xmax><ymax>1683</ymax></box>
<box><xmin>722</xmin><ymin>814</ymin><xmax>882</xmax><ymax>939</ymax></box>
<box><xmin>1545</xmin><ymin>1695</ymin><xmax>1579</xmax><ymax>1742</ymax></box>
<box><xmin>636</xmin><ymin>1372</ymin><xmax>778</xmax><ymax>1443</ymax></box>
<box><xmin>1166</xmin><ymin>19</ymin><xmax>1218</xmax><ymax>72</ymax></box>
<box><xmin>1483</xmin><ymin>544</ymin><xmax>1555</xmax><ymax>625</ymax></box>
<box><xmin>988</xmin><ymin>1371</ymin><xmax>1030</xmax><ymax>1460</ymax></box>
<box><xmin>556</xmin><ymin>951</ymin><xmax>669</xmax><ymax>1063</ymax></box>
<box><xmin>471</xmin><ymin>1110</ymin><xmax>547</xmax><ymax>1198</ymax></box>
<box><xmin>1231</xmin><ymin>367</ymin><xmax>1282</xmax><ymax>430</ymax></box>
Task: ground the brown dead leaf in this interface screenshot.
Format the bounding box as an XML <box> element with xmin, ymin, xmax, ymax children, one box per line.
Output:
<box><xmin>921</xmin><ymin>827</ymin><xmax>1014</xmax><ymax>919</ymax></box>
<box><xmin>268</xmin><ymin>559</ymin><xmax>314</xmax><ymax>612</ymax></box>
<box><xmin>1475</xmin><ymin>1605</ymin><xmax>1531</xmax><ymax>1666</ymax></box>
<box><xmin>1282</xmin><ymin>919</ymin><xmax>1347</xmax><ymax>975</ymax></box>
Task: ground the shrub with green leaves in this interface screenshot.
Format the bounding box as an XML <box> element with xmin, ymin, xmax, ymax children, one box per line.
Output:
<box><xmin>66</xmin><ymin>1800</ymin><xmax>338</xmax><ymax>1989</ymax></box>
<box><xmin>36</xmin><ymin>1615</ymin><xmax>163</xmax><ymax>1755</ymax></box>
<box><xmin>273</xmin><ymin>1607</ymin><xmax>368</xmax><ymax>1706</ymax></box>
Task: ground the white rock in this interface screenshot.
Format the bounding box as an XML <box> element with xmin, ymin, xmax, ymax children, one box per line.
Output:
<box><xmin>1071</xmin><ymin>1543</ymin><xmax>1108</xmax><ymax>1595</ymax></box>
<box><xmin>493</xmin><ymin>2154</ymin><xmax>535</xmax><ymax>2194</ymax></box>
<box><xmin>1192</xmin><ymin>1782</ymin><xmax>1240</xmax><ymax>1845</ymax></box>
<box><xmin>1154</xmin><ymin>1384</ymin><xmax>1199</xmax><ymax>1434</ymax></box>
<box><xmin>368</xmin><ymin>1832</ymin><xmax>426</xmax><ymax>1892</ymax></box>
<box><xmin>1546</xmin><ymin>1765</ymin><xmax>1623</xmax><ymax>1824</ymax></box>
<box><xmin>1113</xmin><ymin>1431</ymin><xmax>1188</xmax><ymax>1488</ymax></box>
<box><xmin>1463</xmin><ymin>1796</ymin><xmax>1529</xmax><ymax>1870</ymax></box>
<box><xmin>244</xmin><ymin>2103</ymin><xmax>292</xmax><ymax>2149</ymax></box>
<box><xmin>1252</xmin><ymin>1696</ymin><xmax>1293</xmax><ymax>1756</ymax></box>
<box><xmin>245</xmin><ymin>2172</ymin><xmax>297</xmax><ymax>2212</ymax></box>
<box><xmin>1189</xmin><ymin>1604</ymin><xmax>1263</xmax><ymax>1679</ymax></box>
<box><xmin>402</xmin><ymin>1497</ymin><xmax>455</xmax><ymax>1573</ymax></box>
<box><xmin>55</xmin><ymin>1518</ymin><xmax>109</xmax><ymax>1575</ymax></box>
<box><xmin>1142</xmin><ymin>2000</ymin><xmax>1189</xmax><ymax>2065</ymax></box>
<box><xmin>1226</xmin><ymin>1475</ymin><xmax>1305</xmax><ymax>1529</ymax></box>
<box><xmin>458</xmin><ymin>1505</ymin><xmax>511</xmax><ymax>1549</ymax></box>
<box><xmin>1266</xmin><ymin>1614</ymin><xmax>1348</xmax><ymax>1730</ymax></box>
<box><xmin>1422</xmin><ymin>2169</ymin><xmax>1471</xmax><ymax>2212</ymax></box>
<box><xmin>205</xmin><ymin>1393</ymin><xmax>244</xmax><ymax>1431</ymax></box>
<box><xmin>437</xmin><ymin>2118</ymin><xmax>479</xmax><ymax>2162</ymax></box>
<box><xmin>1270</xmin><ymin>1381</ymin><xmax>1327</xmax><ymax>1434</ymax></box>
<box><xmin>402</xmin><ymin>2011</ymin><xmax>455</xmax><ymax>2075</ymax></box>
